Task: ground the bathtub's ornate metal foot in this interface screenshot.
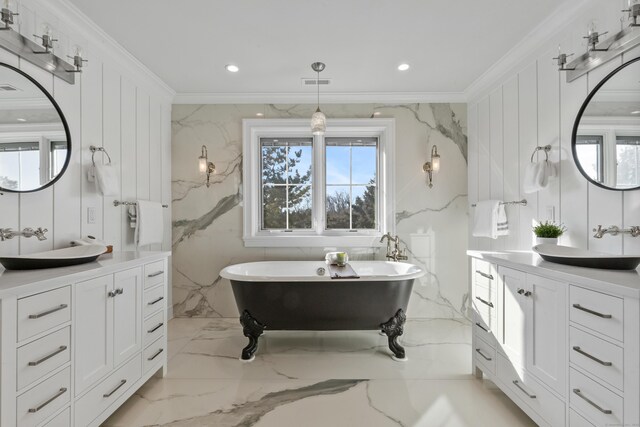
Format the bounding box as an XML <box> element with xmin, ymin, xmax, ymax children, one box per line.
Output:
<box><xmin>239</xmin><ymin>310</ymin><xmax>265</xmax><ymax>361</ymax></box>
<box><xmin>381</xmin><ymin>309</ymin><xmax>407</xmax><ymax>360</ymax></box>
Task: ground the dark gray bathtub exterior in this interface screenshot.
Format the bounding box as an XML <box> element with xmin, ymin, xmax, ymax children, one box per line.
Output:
<box><xmin>230</xmin><ymin>277</ymin><xmax>415</xmax><ymax>360</ymax></box>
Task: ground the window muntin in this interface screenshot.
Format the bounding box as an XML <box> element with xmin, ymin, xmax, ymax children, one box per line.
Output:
<box><xmin>325</xmin><ymin>137</ymin><xmax>378</xmax><ymax>230</ymax></box>
<box><xmin>616</xmin><ymin>134</ymin><xmax>640</xmax><ymax>188</ymax></box>
<box><xmin>260</xmin><ymin>137</ymin><xmax>313</xmax><ymax>230</ymax></box>
<box><xmin>575</xmin><ymin>135</ymin><xmax>604</xmax><ymax>183</ymax></box>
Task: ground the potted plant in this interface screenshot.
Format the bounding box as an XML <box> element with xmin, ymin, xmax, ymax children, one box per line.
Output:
<box><xmin>533</xmin><ymin>221</ymin><xmax>566</xmax><ymax>245</ymax></box>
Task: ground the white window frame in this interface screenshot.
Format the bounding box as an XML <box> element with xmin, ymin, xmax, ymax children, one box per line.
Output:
<box><xmin>243</xmin><ymin>118</ymin><xmax>395</xmax><ymax>247</ymax></box>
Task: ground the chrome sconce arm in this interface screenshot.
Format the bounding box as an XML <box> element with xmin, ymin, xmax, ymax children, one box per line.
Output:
<box><xmin>553</xmin><ymin>46</ymin><xmax>576</xmax><ymax>71</ymax></box>
<box><xmin>198</xmin><ymin>145</ymin><xmax>216</xmax><ymax>188</ymax></box>
<box><xmin>0</xmin><ymin>5</ymin><xmax>18</xmax><ymax>30</ymax></box>
<box><xmin>422</xmin><ymin>145</ymin><xmax>440</xmax><ymax>188</ymax></box>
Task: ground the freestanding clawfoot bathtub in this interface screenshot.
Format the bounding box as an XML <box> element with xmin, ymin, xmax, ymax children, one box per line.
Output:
<box><xmin>220</xmin><ymin>261</ymin><xmax>425</xmax><ymax>361</ymax></box>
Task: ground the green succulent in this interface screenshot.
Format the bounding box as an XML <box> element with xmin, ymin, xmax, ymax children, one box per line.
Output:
<box><xmin>533</xmin><ymin>221</ymin><xmax>566</xmax><ymax>238</ymax></box>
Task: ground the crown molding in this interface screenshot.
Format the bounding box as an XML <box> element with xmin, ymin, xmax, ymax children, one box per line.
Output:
<box><xmin>38</xmin><ymin>0</ymin><xmax>175</xmax><ymax>101</ymax></box>
<box><xmin>173</xmin><ymin>91</ymin><xmax>467</xmax><ymax>105</ymax></box>
<box><xmin>464</xmin><ymin>0</ymin><xmax>598</xmax><ymax>102</ymax></box>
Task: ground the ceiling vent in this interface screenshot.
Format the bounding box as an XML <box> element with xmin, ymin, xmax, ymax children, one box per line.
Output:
<box><xmin>0</xmin><ymin>84</ymin><xmax>19</xmax><ymax>91</ymax></box>
<box><xmin>301</xmin><ymin>78</ymin><xmax>332</xmax><ymax>86</ymax></box>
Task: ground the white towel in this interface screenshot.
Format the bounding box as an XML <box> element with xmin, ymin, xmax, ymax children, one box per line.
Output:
<box><xmin>92</xmin><ymin>164</ymin><xmax>119</xmax><ymax>196</ymax></box>
<box><xmin>523</xmin><ymin>161</ymin><xmax>557</xmax><ymax>194</ymax></box>
<box><xmin>136</xmin><ymin>200</ymin><xmax>164</xmax><ymax>247</ymax></box>
<box><xmin>473</xmin><ymin>200</ymin><xmax>509</xmax><ymax>239</ymax></box>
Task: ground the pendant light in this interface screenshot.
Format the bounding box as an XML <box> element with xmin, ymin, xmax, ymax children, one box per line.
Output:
<box><xmin>310</xmin><ymin>62</ymin><xmax>327</xmax><ymax>135</ymax></box>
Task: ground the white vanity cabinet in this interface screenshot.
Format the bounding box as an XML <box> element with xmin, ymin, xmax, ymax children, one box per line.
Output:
<box><xmin>470</xmin><ymin>252</ymin><xmax>640</xmax><ymax>427</ymax></box>
<box><xmin>0</xmin><ymin>251</ymin><xmax>169</xmax><ymax>427</ymax></box>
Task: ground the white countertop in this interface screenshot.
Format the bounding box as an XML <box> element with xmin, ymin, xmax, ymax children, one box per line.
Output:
<box><xmin>468</xmin><ymin>250</ymin><xmax>640</xmax><ymax>298</ymax></box>
<box><xmin>0</xmin><ymin>251</ymin><xmax>171</xmax><ymax>298</ymax></box>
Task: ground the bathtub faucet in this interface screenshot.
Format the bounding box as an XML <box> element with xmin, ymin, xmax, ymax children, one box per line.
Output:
<box><xmin>380</xmin><ymin>232</ymin><xmax>408</xmax><ymax>262</ymax></box>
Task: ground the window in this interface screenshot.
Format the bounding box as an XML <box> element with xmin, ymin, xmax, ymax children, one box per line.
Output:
<box><xmin>616</xmin><ymin>134</ymin><xmax>640</xmax><ymax>188</ymax></box>
<box><xmin>0</xmin><ymin>141</ymin><xmax>40</xmax><ymax>190</ymax></box>
<box><xmin>575</xmin><ymin>135</ymin><xmax>604</xmax><ymax>183</ymax></box>
<box><xmin>243</xmin><ymin>119</ymin><xmax>395</xmax><ymax>247</ymax></box>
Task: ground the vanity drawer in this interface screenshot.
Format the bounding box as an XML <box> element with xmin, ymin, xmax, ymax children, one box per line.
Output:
<box><xmin>16</xmin><ymin>366</ymin><xmax>70</xmax><ymax>427</ymax></box>
<box><xmin>474</xmin><ymin>282</ymin><xmax>497</xmax><ymax>310</ymax></box>
<box><xmin>144</xmin><ymin>260</ymin><xmax>165</xmax><ymax>289</ymax></box>
<box><xmin>17</xmin><ymin>327</ymin><xmax>71</xmax><ymax>391</ymax></box>
<box><xmin>144</xmin><ymin>285</ymin><xmax>165</xmax><ymax>318</ymax></box>
<box><xmin>43</xmin><ymin>407</ymin><xmax>70</xmax><ymax>427</ymax></box>
<box><xmin>570</xmin><ymin>368</ymin><xmax>623</xmax><ymax>427</ymax></box>
<box><xmin>569</xmin><ymin>327</ymin><xmax>623</xmax><ymax>391</ymax></box>
<box><xmin>473</xmin><ymin>259</ymin><xmax>495</xmax><ymax>289</ymax></box>
<box><xmin>144</xmin><ymin>310</ymin><xmax>165</xmax><ymax>346</ymax></box>
<box><xmin>143</xmin><ymin>337</ymin><xmax>165</xmax><ymax>374</ymax></box>
<box><xmin>497</xmin><ymin>354</ymin><xmax>565</xmax><ymax>427</ymax></box>
<box><xmin>570</xmin><ymin>409</ymin><xmax>595</xmax><ymax>427</ymax></box>
<box><xmin>570</xmin><ymin>286</ymin><xmax>623</xmax><ymax>342</ymax></box>
<box><xmin>474</xmin><ymin>335</ymin><xmax>496</xmax><ymax>375</ymax></box>
<box><xmin>75</xmin><ymin>354</ymin><xmax>141</xmax><ymax>427</ymax></box>
<box><xmin>17</xmin><ymin>287</ymin><xmax>71</xmax><ymax>342</ymax></box>
<box><xmin>473</xmin><ymin>313</ymin><xmax>497</xmax><ymax>348</ymax></box>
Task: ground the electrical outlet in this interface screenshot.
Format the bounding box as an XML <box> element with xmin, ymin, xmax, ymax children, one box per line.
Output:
<box><xmin>87</xmin><ymin>207</ymin><xmax>96</xmax><ymax>224</ymax></box>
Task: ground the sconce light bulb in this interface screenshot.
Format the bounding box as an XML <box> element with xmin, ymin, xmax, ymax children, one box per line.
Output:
<box><xmin>588</xmin><ymin>20</ymin><xmax>597</xmax><ymax>36</ymax></box>
<box><xmin>432</xmin><ymin>155</ymin><xmax>440</xmax><ymax>172</ymax></box>
<box><xmin>199</xmin><ymin>157</ymin><xmax>207</xmax><ymax>173</ymax></box>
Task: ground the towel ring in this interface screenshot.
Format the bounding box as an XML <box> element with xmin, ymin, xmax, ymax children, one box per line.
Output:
<box><xmin>90</xmin><ymin>145</ymin><xmax>112</xmax><ymax>166</ymax></box>
<box><xmin>530</xmin><ymin>145</ymin><xmax>551</xmax><ymax>163</ymax></box>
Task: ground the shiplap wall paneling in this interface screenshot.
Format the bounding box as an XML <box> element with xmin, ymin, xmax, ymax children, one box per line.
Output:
<box><xmin>80</xmin><ymin>57</ymin><xmax>104</xmax><ymax>241</ymax></box>
<box><xmin>52</xmin><ymin>55</ymin><xmax>82</xmax><ymax>250</ymax></box>
<box><xmin>136</xmin><ymin>89</ymin><xmax>150</xmax><ymax>204</ymax></box>
<box><xmin>149</xmin><ymin>100</ymin><xmax>163</xmax><ymax>252</ymax></box>
<box><xmin>622</xmin><ymin>46</ymin><xmax>640</xmax><ymax>254</ymax></box>
<box><xmin>502</xmin><ymin>76</ymin><xmax>520</xmax><ymax>250</ymax></box>
<box><xmin>558</xmin><ymin>33</ymin><xmax>589</xmax><ymax>249</ymax></box>
<box><xmin>0</xmin><ymin>49</ymin><xmax>20</xmax><ymax>256</ymax></box>
<box><xmin>120</xmin><ymin>77</ymin><xmax>137</xmax><ymax>250</ymax></box>
<box><xmin>102</xmin><ymin>64</ymin><xmax>122</xmax><ymax>250</ymax></box>
<box><xmin>586</xmin><ymin>58</ymin><xmax>624</xmax><ymax>254</ymax></box>
<box><xmin>477</xmin><ymin>97</ymin><xmax>491</xmax><ymax>250</ymax></box>
<box><xmin>536</xmin><ymin>49</ymin><xmax>561</xmax><ymax>224</ymax></box>
<box><xmin>489</xmin><ymin>88</ymin><xmax>505</xmax><ymax>251</ymax></box>
<box><xmin>518</xmin><ymin>63</ymin><xmax>539</xmax><ymax>249</ymax></box>
<box><xmin>467</xmin><ymin>103</ymin><xmax>479</xmax><ymax>250</ymax></box>
<box><xmin>18</xmin><ymin>60</ymin><xmax>54</xmax><ymax>254</ymax></box>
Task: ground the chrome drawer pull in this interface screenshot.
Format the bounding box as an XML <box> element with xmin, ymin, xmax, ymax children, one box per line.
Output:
<box><xmin>115</xmin><ymin>288</ymin><xmax>124</xmax><ymax>295</ymax></box>
<box><xmin>572</xmin><ymin>304</ymin><xmax>612</xmax><ymax>319</ymax></box>
<box><xmin>475</xmin><ymin>348</ymin><xmax>492</xmax><ymax>361</ymax></box>
<box><xmin>148</xmin><ymin>296</ymin><xmax>164</xmax><ymax>306</ymax></box>
<box><xmin>573</xmin><ymin>388</ymin><xmax>612</xmax><ymax>414</ymax></box>
<box><xmin>148</xmin><ymin>348</ymin><xmax>164</xmax><ymax>361</ymax></box>
<box><xmin>475</xmin><ymin>270</ymin><xmax>494</xmax><ymax>280</ymax></box>
<box><xmin>28</xmin><ymin>304</ymin><xmax>68</xmax><ymax>319</ymax></box>
<box><xmin>103</xmin><ymin>379</ymin><xmax>127</xmax><ymax>398</ymax></box>
<box><xmin>513</xmin><ymin>380</ymin><xmax>536</xmax><ymax>399</ymax></box>
<box><xmin>147</xmin><ymin>322</ymin><xmax>164</xmax><ymax>334</ymax></box>
<box><xmin>573</xmin><ymin>346</ymin><xmax>613</xmax><ymax>366</ymax></box>
<box><xmin>28</xmin><ymin>387</ymin><xmax>67</xmax><ymax>413</ymax></box>
<box><xmin>475</xmin><ymin>296</ymin><xmax>494</xmax><ymax>308</ymax></box>
<box><xmin>475</xmin><ymin>322</ymin><xmax>489</xmax><ymax>333</ymax></box>
<box><xmin>108</xmin><ymin>290</ymin><xmax>117</xmax><ymax>298</ymax></box>
<box><xmin>147</xmin><ymin>271</ymin><xmax>164</xmax><ymax>278</ymax></box>
<box><xmin>28</xmin><ymin>345</ymin><xmax>67</xmax><ymax>366</ymax></box>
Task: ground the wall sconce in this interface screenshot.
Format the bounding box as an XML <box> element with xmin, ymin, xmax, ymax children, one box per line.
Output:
<box><xmin>584</xmin><ymin>21</ymin><xmax>609</xmax><ymax>52</ymax></box>
<box><xmin>623</xmin><ymin>0</ymin><xmax>640</xmax><ymax>26</ymax></box>
<box><xmin>66</xmin><ymin>45</ymin><xmax>87</xmax><ymax>73</ymax></box>
<box><xmin>553</xmin><ymin>46</ymin><xmax>575</xmax><ymax>71</ymax></box>
<box><xmin>198</xmin><ymin>145</ymin><xmax>215</xmax><ymax>187</ymax></box>
<box><xmin>0</xmin><ymin>0</ymin><xmax>18</xmax><ymax>30</ymax></box>
<box><xmin>422</xmin><ymin>145</ymin><xmax>440</xmax><ymax>188</ymax></box>
<box><xmin>33</xmin><ymin>23</ymin><xmax>57</xmax><ymax>54</ymax></box>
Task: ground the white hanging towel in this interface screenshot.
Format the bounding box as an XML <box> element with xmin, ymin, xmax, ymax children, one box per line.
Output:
<box><xmin>523</xmin><ymin>161</ymin><xmax>557</xmax><ymax>194</ymax></box>
<box><xmin>92</xmin><ymin>164</ymin><xmax>120</xmax><ymax>196</ymax></box>
<box><xmin>136</xmin><ymin>200</ymin><xmax>164</xmax><ymax>247</ymax></box>
<box><xmin>472</xmin><ymin>200</ymin><xmax>509</xmax><ymax>239</ymax></box>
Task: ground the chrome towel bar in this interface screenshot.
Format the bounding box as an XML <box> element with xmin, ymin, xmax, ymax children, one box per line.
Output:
<box><xmin>471</xmin><ymin>199</ymin><xmax>527</xmax><ymax>208</ymax></box>
<box><xmin>113</xmin><ymin>200</ymin><xmax>168</xmax><ymax>208</ymax></box>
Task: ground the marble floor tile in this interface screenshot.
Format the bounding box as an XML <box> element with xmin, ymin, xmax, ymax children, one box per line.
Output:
<box><xmin>103</xmin><ymin>318</ymin><xmax>536</xmax><ymax>427</ymax></box>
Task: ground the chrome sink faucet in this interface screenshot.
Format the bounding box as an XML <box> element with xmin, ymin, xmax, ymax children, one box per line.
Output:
<box><xmin>593</xmin><ymin>225</ymin><xmax>640</xmax><ymax>238</ymax></box>
<box><xmin>0</xmin><ymin>227</ymin><xmax>48</xmax><ymax>241</ymax></box>
<box><xmin>380</xmin><ymin>232</ymin><xmax>408</xmax><ymax>262</ymax></box>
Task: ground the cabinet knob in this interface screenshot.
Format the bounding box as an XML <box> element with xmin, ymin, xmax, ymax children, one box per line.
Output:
<box><xmin>524</xmin><ymin>291</ymin><xmax>532</xmax><ymax>297</ymax></box>
<box><xmin>517</xmin><ymin>288</ymin><xmax>525</xmax><ymax>295</ymax></box>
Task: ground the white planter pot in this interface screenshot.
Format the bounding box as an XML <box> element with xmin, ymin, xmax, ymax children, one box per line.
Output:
<box><xmin>536</xmin><ymin>237</ymin><xmax>558</xmax><ymax>245</ymax></box>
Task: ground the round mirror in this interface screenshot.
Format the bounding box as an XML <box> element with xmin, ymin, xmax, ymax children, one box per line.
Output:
<box><xmin>572</xmin><ymin>57</ymin><xmax>640</xmax><ymax>191</ymax></box>
<box><xmin>0</xmin><ymin>63</ymin><xmax>71</xmax><ymax>193</ymax></box>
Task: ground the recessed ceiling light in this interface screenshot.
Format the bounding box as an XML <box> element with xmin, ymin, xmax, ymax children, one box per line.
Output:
<box><xmin>16</xmin><ymin>118</ymin><xmax>26</xmax><ymax>122</ymax></box>
<box><xmin>397</xmin><ymin>63</ymin><xmax>410</xmax><ymax>71</ymax></box>
<box><xmin>225</xmin><ymin>64</ymin><xmax>239</xmax><ymax>73</ymax></box>
<box><xmin>632</xmin><ymin>110</ymin><xmax>640</xmax><ymax>115</ymax></box>
<box><xmin>256</xmin><ymin>113</ymin><xmax>264</xmax><ymax>117</ymax></box>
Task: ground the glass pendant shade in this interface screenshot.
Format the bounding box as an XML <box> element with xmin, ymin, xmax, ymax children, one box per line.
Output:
<box><xmin>311</xmin><ymin>108</ymin><xmax>327</xmax><ymax>136</ymax></box>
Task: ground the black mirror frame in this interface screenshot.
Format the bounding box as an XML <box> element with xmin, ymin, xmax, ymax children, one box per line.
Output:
<box><xmin>0</xmin><ymin>62</ymin><xmax>72</xmax><ymax>194</ymax></box>
<box><xmin>571</xmin><ymin>56</ymin><xmax>640</xmax><ymax>192</ymax></box>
